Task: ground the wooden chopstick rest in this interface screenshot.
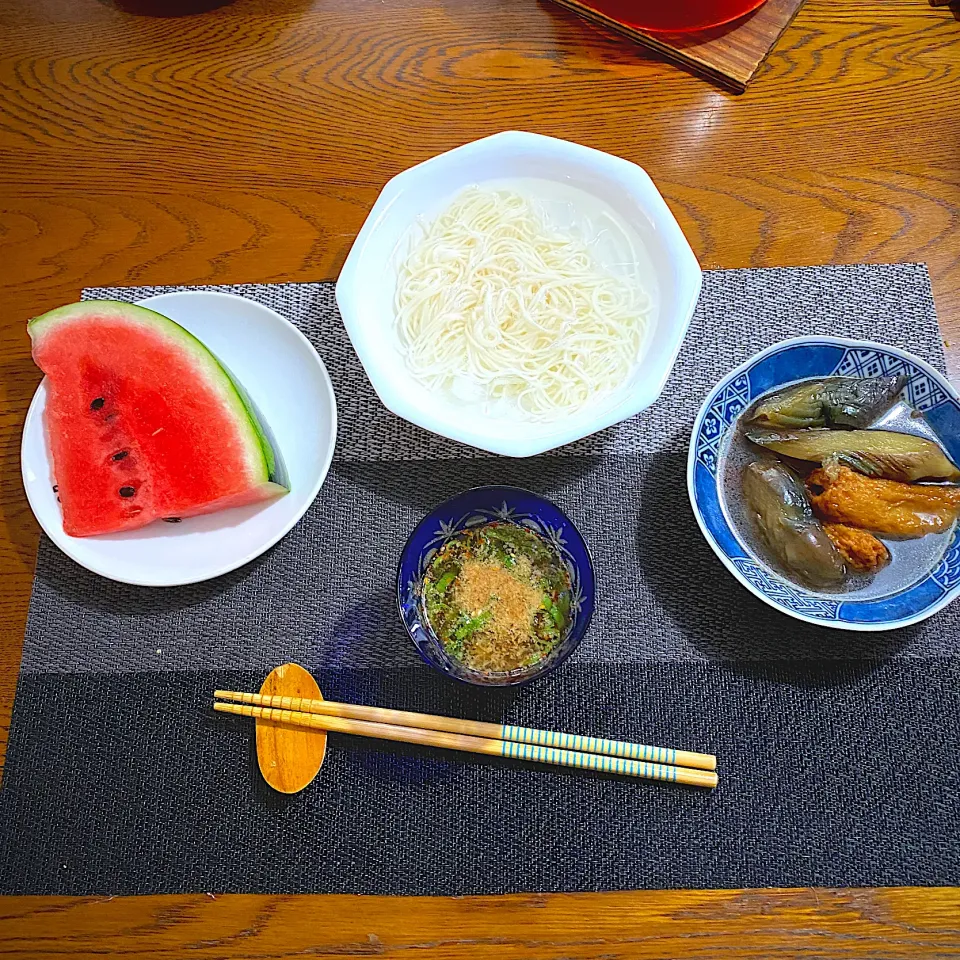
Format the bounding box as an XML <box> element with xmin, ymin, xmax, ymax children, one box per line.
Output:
<box><xmin>253</xmin><ymin>663</ymin><xmax>326</xmax><ymax>794</ymax></box>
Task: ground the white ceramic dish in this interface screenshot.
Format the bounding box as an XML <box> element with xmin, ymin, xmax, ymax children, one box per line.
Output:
<box><xmin>21</xmin><ymin>291</ymin><xmax>337</xmax><ymax>587</ymax></box>
<box><xmin>336</xmin><ymin>131</ymin><xmax>702</xmax><ymax>458</ymax></box>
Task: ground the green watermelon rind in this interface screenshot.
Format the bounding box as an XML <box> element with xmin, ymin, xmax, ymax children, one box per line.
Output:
<box><xmin>215</xmin><ymin>360</ymin><xmax>284</xmax><ymax>486</ymax></box>
<box><xmin>28</xmin><ymin>300</ymin><xmax>288</xmax><ymax>491</ymax></box>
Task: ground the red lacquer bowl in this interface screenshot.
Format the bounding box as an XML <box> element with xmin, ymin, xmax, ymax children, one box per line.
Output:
<box><xmin>578</xmin><ymin>0</ymin><xmax>769</xmax><ymax>32</ymax></box>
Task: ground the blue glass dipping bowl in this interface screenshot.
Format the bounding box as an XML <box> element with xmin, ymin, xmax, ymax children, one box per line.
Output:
<box><xmin>396</xmin><ymin>485</ymin><xmax>596</xmax><ymax>686</ymax></box>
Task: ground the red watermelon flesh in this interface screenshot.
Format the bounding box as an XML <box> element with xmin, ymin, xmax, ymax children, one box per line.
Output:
<box><xmin>29</xmin><ymin>301</ymin><xmax>287</xmax><ymax>537</ymax></box>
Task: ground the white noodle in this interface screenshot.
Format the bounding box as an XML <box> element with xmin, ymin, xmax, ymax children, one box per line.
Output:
<box><xmin>394</xmin><ymin>186</ymin><xmax>651</xmax><ymax>421</ymax></box>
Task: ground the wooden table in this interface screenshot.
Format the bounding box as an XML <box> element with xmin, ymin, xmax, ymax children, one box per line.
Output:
<box><xmin>2</xmin><ymin>0</ymin><xmax>959</xmax><ymax>955</ymax></box>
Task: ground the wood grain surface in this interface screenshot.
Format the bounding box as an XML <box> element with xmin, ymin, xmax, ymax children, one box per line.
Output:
<box><xmin>1</xmin><ymin>0</ymin><xmax>958</xmax><ymax>954</ymax></box>
<box><xmin>2</xmin><ymin>888</ymin><xmax>960</xmax><ymax>958</ymax></box>
<box><xmin>550</xmin><ymin>0</ymin><xmax>808</xmax><ymax>91</ymax></box>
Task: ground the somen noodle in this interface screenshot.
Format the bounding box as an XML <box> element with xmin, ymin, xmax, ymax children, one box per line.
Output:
<box><xmin>394</xmin><ymin>186</ymin><xmax>651</xmax><ymax>421</ymax></box>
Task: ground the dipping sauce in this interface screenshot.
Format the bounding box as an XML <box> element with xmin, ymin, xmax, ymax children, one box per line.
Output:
<box><xmin>420</xmin><ymin>521</ymin><xmax>572</xmax><ymax>673</ymax></box>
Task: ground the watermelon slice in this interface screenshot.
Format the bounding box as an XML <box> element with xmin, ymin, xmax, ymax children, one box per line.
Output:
<box><xmin>29</xmin><ymin>300</ymin><xmax>287</xmax><ymax>537</ymax></box>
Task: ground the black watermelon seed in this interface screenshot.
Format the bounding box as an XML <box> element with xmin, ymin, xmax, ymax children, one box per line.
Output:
<box><xmin>52</xmin><ymin>485</ymin><xmax>58</xmax><ymax>492</ymax></box>
<box><xmin>119</xmin><ymin>486</ymin><xmax>136</xmax><ymax>498</ymax></box>
<box><xmin>91</xmin><ymin>397</ymin><xmax>105</xmax><ymax>411</ymax></box>
<box><xmin>112</xmin><ymin>450</ymin><xmax>129</xmax><ymax>461</ymax></box>
<box><xmin>162</xmin><ymin>517</ymin><xmax>182</xmax><ymax>523</ymax></box>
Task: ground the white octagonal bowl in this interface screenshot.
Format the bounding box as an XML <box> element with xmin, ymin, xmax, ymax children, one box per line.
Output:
<box><xmin>336</xmin><ymin>131</ymin><xmax>702</xmax><ymax>457</ymax></box>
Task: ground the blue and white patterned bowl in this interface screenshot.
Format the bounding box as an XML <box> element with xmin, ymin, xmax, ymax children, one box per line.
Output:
<box><xmin>396</xmin><ymin>486</ymin><xmax>596</xmax><ymax>685</ymax></box>
<box><xmin>688</xmin><ymin>337</ymin><xmax>960</xmax><ymax>631</ymax></box>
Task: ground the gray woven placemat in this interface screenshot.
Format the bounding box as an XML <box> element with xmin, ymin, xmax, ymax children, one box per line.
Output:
<box><xmin>1</xmin><ymin>263</ymin><xmax>958</xmax><ymax>895</ymax></box>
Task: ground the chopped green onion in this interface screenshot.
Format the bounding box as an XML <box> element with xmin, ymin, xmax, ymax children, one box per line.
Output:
<box><xmin>435</xmin><ymin>570</ymin><xmax>456</xmax><ymax>593</ymax></box>
<box><xmin>453</xmin><ymin>609</ymin><xmax>490</xmax><ymax>642</ymax></box>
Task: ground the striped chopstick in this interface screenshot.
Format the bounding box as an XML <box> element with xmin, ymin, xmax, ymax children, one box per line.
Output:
<box><xmin>214</xmin><ymin>689</ymin><xmax>715</xmax><ymax>771</ymax></box>
<box><xmin>214</xmin><ymin>701</ymin><xmax>717</xmax><ymax>788</ymax></box>
<box><xmin>213</xmin><ymin>696</ymin><xmax>718</xmax><ymax>789</ymax></box>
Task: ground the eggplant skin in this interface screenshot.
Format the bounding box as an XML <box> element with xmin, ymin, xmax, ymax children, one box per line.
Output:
<box><xmin>745</xmin><ymin>428</ymin><xmax>960</xmax><ymax>482</ymax></box>
<box><xmin>821</xmin><ymin>375</ymin><xmax>907</xmax><ymax>428</ymax></box>
<box><xmin>750</xmin><ymin>381</ymin><xmax>828</xmax><ymax>428</ymax></box>
<box><xmin>742</xmin><ymin>461</ymin><xmax>847</xmax><ymax>587</ymax></box>
<box><xmin>749</xmin><ymin>375</ymin><xmax>906</xmax><ymax>429</ymax></box>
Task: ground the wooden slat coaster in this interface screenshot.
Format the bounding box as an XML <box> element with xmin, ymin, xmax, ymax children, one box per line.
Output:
<box><xmin>550</xmin><ymin>0</ymin><xmax>807</xmax><ymax>92</ymax></box>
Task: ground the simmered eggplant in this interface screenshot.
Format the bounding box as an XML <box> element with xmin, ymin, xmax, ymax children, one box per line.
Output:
<box><xmin>820</xmin><ymin>375</ymin><xmax>908</xmax><ymax>428</ymax></box>
<box><xmin>749</xmin><ymin>375</ymin><xmax>906</xmax><ymax>429</ymax></box>
<box><xmin>745</xmin><ymin>428</ymin><xmax>960</xmax><ymax>482</ymax></box>
<box><xmin>750</xmin><ymin>380</ymin><xmax>828</xmax><ymax>428</ymax></box>
<box><xmin>742</xmin><ymin>461</ymin><xmax>846</xmax><ymax>587</ymax></box>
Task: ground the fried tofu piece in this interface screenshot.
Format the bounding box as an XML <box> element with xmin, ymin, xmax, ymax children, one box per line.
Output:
<box><xmin>823</xmin><ymin>523</ymin><xmax>889</xmax><ymax>572</ymax></box>
<box><xmin>807</xmin><ymin>465</ymin><xmax>960</xmax><ymax>537</ymax></box>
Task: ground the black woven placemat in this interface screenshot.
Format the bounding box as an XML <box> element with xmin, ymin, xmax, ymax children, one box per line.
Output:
<box><xmin>2</xmin><ymin>264</ymin><xmax>958</xmax><ymax>895</ymax></box>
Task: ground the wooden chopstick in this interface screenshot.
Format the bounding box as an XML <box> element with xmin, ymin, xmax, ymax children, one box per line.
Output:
<box><xmin>213</xmin><ymin>700</ymin><xmax>718</xmax><ymax>789</ymax></box>
<box><xmin>214</xmin><ymin>689</ymin><xmax>716</xmax><ymax>772</ymax></box>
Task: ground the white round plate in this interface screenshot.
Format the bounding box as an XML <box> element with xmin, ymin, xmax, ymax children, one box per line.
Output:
<box><xmin>21</xmin><ymin>291</ymin><xmax>337</xmax><ymax>587</ymax></box>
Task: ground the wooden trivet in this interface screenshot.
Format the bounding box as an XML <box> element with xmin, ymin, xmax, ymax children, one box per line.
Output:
<box><xmin>550</xmin><ymin>0</ymin><xmax>807</xmax><ymax>92</ymax></box>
